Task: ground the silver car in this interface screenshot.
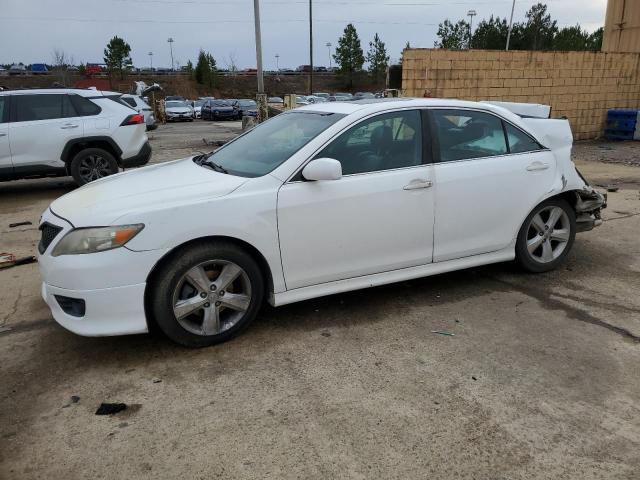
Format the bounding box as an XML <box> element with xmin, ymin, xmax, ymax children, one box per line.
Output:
<box><xmin>121</xmin><ymin>94</ymin><xmax>157</xmax><ymax>131</ymax></box>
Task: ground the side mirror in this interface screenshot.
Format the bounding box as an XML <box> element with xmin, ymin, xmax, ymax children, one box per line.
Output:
<box><xmin>302</xmin><ymin>158</ymin><xmax>342</xmax><ymax>181</ymax></box>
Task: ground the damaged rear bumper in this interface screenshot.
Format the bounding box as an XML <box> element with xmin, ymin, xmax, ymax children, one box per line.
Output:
<box><xmin>574</xmin><ymin>187</ymin><xmax>607</xmax><ymax>232</ymax></box>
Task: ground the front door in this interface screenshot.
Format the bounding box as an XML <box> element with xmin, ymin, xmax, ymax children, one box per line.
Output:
<box><xmin>278</xmin><ymin>109</ymin><xmax>435</xmax><ymax>290</ymax></box>
<box><xmin>429</xmin><ymin>108</ymin><xmax>557</xmax><ymax>262</ymax></box>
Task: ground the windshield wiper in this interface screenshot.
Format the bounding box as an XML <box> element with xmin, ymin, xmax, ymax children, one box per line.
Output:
<box><xmin>194</xmin><ymin>153</ymin><xmax>229</xmax><ymax>174</ymax></box>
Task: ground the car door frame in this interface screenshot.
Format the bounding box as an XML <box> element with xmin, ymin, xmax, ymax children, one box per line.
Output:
<box><xmin>0</xmin><ymin>95</ymin><xmax>12</xmax><ymax>178</ymax></box>
<box><xmin>276</xmin><ymin>107</ymin><xmax>437</xmax><ymax>290</ymax></box>
<box><xmin>425</xmin><ymin>106</ymin><xmax>557</xmax><ymax>262</ymax></box>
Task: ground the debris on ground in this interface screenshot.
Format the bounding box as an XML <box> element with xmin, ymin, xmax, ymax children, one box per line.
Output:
<box><xmin>9</xmin><ymin>221</ymin><xmax>32</xmax><ymax>228</ymax></box>
<box><xmin>431</xmin><ymin>330</ymin><xmax>455</xmax><ymax>337</ymax></box>
<box><xmin>95</xmin><ymin>403</ymin><xmax>127</xmax><ymax>415</ymax></box>
<box><xmin>0</xmin><ymin>326</ymin><xmax>12</xmax><ymax>334</ymax></box>
<box><xmin>0</xmin><ymin>254</ymin><xmax>37</xmax><ymax>269</ymax></box>
<box><xmin>71</xmin><ymin>395</ymin><xmax>80</xmax><ymax>403</ymax></box>
<box><xmin>152</xmin><ymin>379</ymin><xmax>162</xmax><ymax>384</ymax></box>
<box><xmin>202</xmin><ymin>138</ymin><xmax>226</xmax><ymax>147</ymax></box>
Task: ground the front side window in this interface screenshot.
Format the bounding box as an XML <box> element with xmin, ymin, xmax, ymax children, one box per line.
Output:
<box><xmin>207</xmin><ymin>111</ymin><xmax>345</xmax><ymax>178</ymax></box>
<box><xmin>505</xmin><ymin>123</ymin><xmax>542</xmax><ymax>153</ymax></box>
<box><xmin>432</xmin><ymin>109</ymin><xmax>507</xmax><ymax>162</ymax></box>
<box><xmin>13</xmin><ymin>94</ymin><xmax>64</xmax><ymax>122</ymax></box>
<box><xmin>315</xmin><ymin>110</ymin><xmax>422</xmax><ymax>175</ymax></box>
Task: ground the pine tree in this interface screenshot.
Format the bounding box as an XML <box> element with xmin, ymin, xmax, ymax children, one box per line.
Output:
<box><xmin>334</xmin><ymin>23</ymin><xmax>365</xmax><ymax>88</ymax></box>
<box><xmin>103</xmin><ymin>36</ymin><xmax>132</xmax><ymax>80</ymax></box>
<box><xmin>366</xmin><ymin>33</ymin><xmax>390</xmax><ymax>85</ymax></box>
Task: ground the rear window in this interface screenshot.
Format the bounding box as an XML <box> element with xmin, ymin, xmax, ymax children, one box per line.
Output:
<box><xmin>121</xmin><ymin>97</ymin><xmax>137</xmax><ymax>108</ymax></box>
<box><xmin>70</xmin><ymin>95</ymin><xmax>102</xmax><ymax>116</ymax></box>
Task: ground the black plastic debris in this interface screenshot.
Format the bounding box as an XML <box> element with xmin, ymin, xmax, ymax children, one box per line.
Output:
<box><xmin>95</xmin><ymin>403</ymin><xmax>127</xmax><ymax>415</ymax></box>
<box><xmin>71</xmin><ymin>395</ymin><xmax>80</xmax><ymax>403</ymax></box>
<box><xmin>9</xmin><ymin>221</ymin><xmax>32</xmax><ymax>228</ymax></box>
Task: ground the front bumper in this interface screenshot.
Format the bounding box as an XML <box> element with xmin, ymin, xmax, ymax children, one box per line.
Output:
<box><xmin>122</xmin><ymin>141</ymin><xmax>151</xmax><ymax>168</ymax></box>
<box><xmin>42</xmin><ymin>282</ymin><xmax>148</xmax><ymax>336</ymax></box>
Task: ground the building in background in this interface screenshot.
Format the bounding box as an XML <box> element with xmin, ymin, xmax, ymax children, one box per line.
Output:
<box><xmin>603</xmin><ymin>0</ymin><xmax>640</xmax><ymax>52</ymax></box>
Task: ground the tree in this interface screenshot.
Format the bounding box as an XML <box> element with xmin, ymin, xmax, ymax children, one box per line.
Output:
<box><xmin>334</xmin><ymin>23</ymin><xmax>365</xmax><ymax>88</ymax></box>
<box><xmin>194</xmin><ymin>49</ymin><xmax>217</xmax><ymax>88</ymax></box>
<box><xmin>400</xmin><ymin>41</ymin><xmax>411</xmax><ymax>65</ymax></box>
<box><xmin>366</xmin><ymin>33</ymin><xmax>389</xmax><ymax>84</ymax></box>
<box><xmin>185</xmin><ymin>59</ymin><xmax>194</xmax><ymax>76</ymax></box>
<box><xmin>51</xmin><ymin>48</ymin><xmax>74</xmax><ymax>85</ymax></box>
<box><xmin>435</xmin><ymin>19</ymin><xmax>470</xmax><ymax>49</ymax></box>
<box><xmin>104</xmin><ymin>36</ymin><xmax>132</xmax><ymax>80</ymax></box>
<box><xmin>471</xmin><ymin>16</ymin><xmax>509</xmax><ymax>49</ymax></box>
<box><xmin>554</xmin><ymin>25</ymin><xmax>589</xmax><ymax>51</ymax></box>
<box><xmin>587</xmin><ymin>27</ymin><xmax>604</xmax><ymax>51</ymax></box>
<box><xmin>522</xmin><ymin>3</ymin><xmax>557</xmax><ymax>50</ymax></box>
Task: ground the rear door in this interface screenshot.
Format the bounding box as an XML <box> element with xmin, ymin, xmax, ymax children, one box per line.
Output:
<box><xmin>8</xmin><ymin>93</ymin><xmax>84</xmax><ymax>170</ymax></box>
<box><xmin>429</xmin><ymin>108</ymin><xmax>556</xmax><ymax>262</ymax></box>
<box><xmin>0</xmin><ymin>95</ymin><xmax>10</xmax><ymax>175</ymax></box>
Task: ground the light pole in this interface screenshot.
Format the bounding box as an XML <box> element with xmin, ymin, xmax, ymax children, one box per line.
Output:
<box><xmin>253</xmin><ymin>0</ymin><xmax>264</xmax><ymax>93</ymax></box>
<box><xmin>506</xmin><ymin>0</ymin><xmax>516</xmax><ymax>50</ymax></box>
<box><xmin>467</xmin><ymin>9</ymin><xmax>477</xmax><ymax>49</ymax></box>
<box><xmin>275</xmin><ymin>53</ymin><xmax>280</xmax><ymax>72</ymax></box>
<box><xmin>167</xmin><ymin>37</ymin><xmax>174</xmax><ymax>71</ymax></box>
<box><xmin>148</xmin><ymin>51</ymin><xmax>153</xmax><ymax>71</ymax></box>
<box><xmin>309</xmin><ymin>0</ymin><xmax>313</xmax><ymax>94</ymax></box>
<box><xmin>326</xmin><ymin>42</ymin><xmax>332</xmax><ymax>69</ymax></box>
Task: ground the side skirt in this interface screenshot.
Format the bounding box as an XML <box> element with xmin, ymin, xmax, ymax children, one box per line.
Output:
<box><xmin>271</xmin><ymin>246</ymin><xmax>515</xmax><ymax>307</ymax></box>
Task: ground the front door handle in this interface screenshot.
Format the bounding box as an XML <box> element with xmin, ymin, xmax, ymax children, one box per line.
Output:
<box><xmin>0</xmin><ymin>133</ymin><xmax>6</xmax><ymax>137</ymax></box>
<box><xmin>60</xmin><ymin>123</ymin><xmax>79</xmax><ymax>129</ymax></box>
<box><xmin>403</xmin><ymin>179</ymin><xmax>433</xmax><ymax>190</ymax></box>
<box><xmin>526</xmin><ymin>161</ymin><xmax>549</xmax><ymax>172</ymax></box>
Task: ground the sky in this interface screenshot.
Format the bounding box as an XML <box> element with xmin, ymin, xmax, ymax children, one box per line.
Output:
<box><xmin>0</xmin><ymin>0</ymin><xmax>608</xmax><ymax>69</ymax></box>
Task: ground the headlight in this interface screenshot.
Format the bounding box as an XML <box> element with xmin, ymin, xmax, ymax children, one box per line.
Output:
<box><xmin>52</xmin><ymin>224</ymin><xmax>144</xmax><ymax>256</ymax></box>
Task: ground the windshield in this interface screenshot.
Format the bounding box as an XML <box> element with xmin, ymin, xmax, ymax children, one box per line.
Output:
<box><xmin>194</xmin><ymin>100</ymin><xmax>205</xmax><ymax>107</ymax></box>
<box><xmin>238</xmin><ymin>100</ymin><xmax>257</xmax><ymax>107</ymax></box>
<box><xmin>206</xmin><ymin>111</ymin><xmax>345</xmax><ymax>178</ymax></box>
<box><xmin>167</xmin><ymin>101</ymin><xmax>187</xmax><ymax>108</ymax></box>
<box><xmin>212</xmin><ymin>100</ymin><xmax>230</xmax><ymax>107</ymax></box>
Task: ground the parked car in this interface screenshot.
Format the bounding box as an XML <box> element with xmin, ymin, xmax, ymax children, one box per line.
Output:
<box><xmin>37</xmin><ymin>98</ymin><xmax>605</xmax><ymax>347</ymax></box>
<box><xmin>0</xmin><ymin>67</ymin><xmax>7</xmax><ymax>76</ymax></box>
<box><xmin>327</xmin><ymin>95</ymin><xmax>351</xmax><ymax>102</ymax></box>
<box><xmin>313</xmin><ymin>92</ymin><xmax>330</xmax><ymax>99</ymax></box>
<box><xmin>121</xmin><ymin>94</ymin><xmax>157</xmax><ymax>130</ymax></box>
<box><xmin>190</xmin><ymin>99</ymin><xmax>206</xmax><ymax>118</ymax></box>
<box><xmin>8</xmin><ymin>64</ymin><xmax>27</xmax><ymax>75</ymax></box>
<box><xmin>295</xmin><ymin>95</ymin><xmax>310</xmax><ymax>106</ymax></box>
<box><xmin>0</xmin><ymin>88</ymin><xmax>150</xmax><ymax>186</ymax></box>
<box><xmin>334</xmin><ymin>92</ymin><xmax>353</xmax><ymax>100</ymax></box>
<box><xmin>306</xmin><ymin>95</ymin><xmax>327</xmax><ymax>104</ymax></box>
<box><xmin>165</xmin><ymin>95</ymin><xmax>185</xmax><ymax>102</ymax></box>
<box><xmin>267</xmin><ymin>97</ymin><xmax>284</xmax><ymax>105</ymax></box>
<box><xmin>201</xmin><ymin>100</ymin><xmax>235</xmax><ymax>120</ymax></box>
<box><xmin>353</xmin><ymin>92</ymin><xmax>375</xmax><ymax>100</ymax></box>
<box><xmin>31</xmin><ymin>63</ymin><xmax>49</xmax><ymax>74</ymax></box>
<box><xmin>165</xmin><ymin>100</ymin><xmax>194</xmax><ymax>122</ymax></box>
<box><xmin>232</xmin><ymin>99</ymin><xmax>258</xmax><ymax>119</ymax></box>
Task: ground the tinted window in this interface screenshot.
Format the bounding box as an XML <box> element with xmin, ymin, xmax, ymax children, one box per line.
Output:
<box><xmin>13</xmin><ymin>94</ymin><xmax>63</xmax><ymax>122</ymax></box>
<box><xmin>0</xmin><ymin>96</ymin><xmax>6</xmax><ymax>123</ymax></box>
<box><xmin>505</xmin><ymin>123</ymin><xmax>542</xmax><ymax>153</ymax></box>
<box><xmin>208</xmin><ymin>111</ymin><xmax>344</xmax><ymax>178</ymax></box>
<box><xmin>432</xmin><ymin>109</ymin><xmax>507</xmax><ymax>162</ymax></box>
<box><xmin>121</xmin><ymin>97</ymin><xmax>136</xmax><ymax>108</ymax></box>
<box><xmin>70</xmin><ymin>95</ymin><xmax>102</xmax><ymax>116</ymax></box>
<box><xmin>315</xmin><ymin>110</ymin><xmax>422</xmax><ymax>175</ymax></box>
<box><xmin>212</xmin><ymin>101</ymin><xmax>229</xmax><ymax>107</ymax></box>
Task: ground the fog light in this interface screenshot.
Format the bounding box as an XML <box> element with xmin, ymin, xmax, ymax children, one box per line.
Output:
<box><xmin>55</xmin><ymin>295</ymin><xmax>86</xmax><ymax>317</ymax></box>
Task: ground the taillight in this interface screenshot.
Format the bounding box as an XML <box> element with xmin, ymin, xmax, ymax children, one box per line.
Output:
<box><xmin>120</xmin><ymin>114</ymin><xmax>145</xmax><ymax>126</ymax></box>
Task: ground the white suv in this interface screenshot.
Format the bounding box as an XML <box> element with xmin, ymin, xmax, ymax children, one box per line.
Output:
<box><xmin>0</xmin><ymin>88</ymin><xmax>151</xmax><ymax>185</ymax></box>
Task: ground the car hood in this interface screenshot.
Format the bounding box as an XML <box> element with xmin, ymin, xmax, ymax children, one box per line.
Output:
<box><xmin>50</xmin><ymin>158</ymin><xmax>248</xmax><ymax>226</ymax></box>
<box><xmin>166</xmin><ymin>107</ymin><xmax>191</xmax><ymax>114</ymax></box>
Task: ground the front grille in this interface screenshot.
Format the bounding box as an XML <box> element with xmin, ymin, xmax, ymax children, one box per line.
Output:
<box><xmin>38</xmin><ymin>222</ymin><xmax>63</xmax><ymax>254</ymax></box>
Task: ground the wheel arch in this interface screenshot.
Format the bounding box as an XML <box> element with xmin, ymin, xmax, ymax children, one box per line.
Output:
<box><xmin>143</xmin><ymin>235</ymin><xmax>275</xmax><ymax>332</ymax></box>
<box><xmin>61</xmin><ymin>136</ymin><xmax>123</xmax><ymax>170</ymax></box>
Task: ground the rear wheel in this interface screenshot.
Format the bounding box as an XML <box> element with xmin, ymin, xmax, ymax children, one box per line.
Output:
<box><xmin>515</xmin><ymin>198</ymin><xmax>576</xmax><ymax>273</ymax></box>
<box><xmin>150</xmin><ymin>242</ymin><xmax>264</xmax><ymax>347</ymax></box>
<box><xmin>69</xmin><ymin>147</ymin><xmax>118</xmax><ymax>186</ymax></box>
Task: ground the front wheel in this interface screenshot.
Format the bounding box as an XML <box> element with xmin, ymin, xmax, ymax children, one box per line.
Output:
<box><xmin>515</xmin><ymin>198</ymin><xmax>576</xmax><ymax>273</ymax></box>
<box><xmin>149</xmin><ymin>242</ymin><xmax>265</xmax><ymax>347</ymax></box>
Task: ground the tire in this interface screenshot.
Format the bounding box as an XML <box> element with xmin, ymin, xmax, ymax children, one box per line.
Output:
<box><xmin>515</xmin><ymin>197</ymin><xmax>576</xmax><ymax>273</ymax></box>
<box><xmin>149</xmin><ymin>241</ymin><xmax>265</xmax><ymax>347</ymax></box>
<box><xmin>69</xmin><ymin>147</ymin><xmax>118</xmax><ymax>186</ymax></box>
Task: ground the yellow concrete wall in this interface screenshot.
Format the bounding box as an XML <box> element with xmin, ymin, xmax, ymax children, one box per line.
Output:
<box><xmin>402</xmin><ymin>49</ymin><xmax>640</xmax><ymax>140</ymax></box>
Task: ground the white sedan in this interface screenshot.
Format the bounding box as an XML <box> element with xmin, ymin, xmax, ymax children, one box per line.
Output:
<box><xmin>38</xmin><ymin>99</ymin><xmax>605</xmax><ymax>347</ymax></box>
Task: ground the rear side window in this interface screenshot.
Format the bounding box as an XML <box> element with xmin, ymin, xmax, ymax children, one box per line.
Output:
<box><xmin>70</xmin><ymin>95</ymin><xmax>102</xmax><ymax>116</ymax></box>
<box><xmin>432</xmin><ymin>109</ymin><xmax>507</xmax><ymax>162</ymax></box>
<box><xmin>121</xmin><ymin>97</ymin><xmax>136</xmax><ymax>108</ymax></box>
<box><xmin>13</xmin><ymin>94</ymin><xmax>64</xmax><ymax>122</ymax></box>
<box><xmin>505</xmin><ymin>123</ymin><xmax>542</xmax><ymax>153</ymax></box>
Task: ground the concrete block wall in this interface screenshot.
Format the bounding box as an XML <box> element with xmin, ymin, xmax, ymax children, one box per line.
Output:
<box><xmin>402</xmin><ymin>49</ymin><xmax>640</xmax><ymax>140</ymax></box>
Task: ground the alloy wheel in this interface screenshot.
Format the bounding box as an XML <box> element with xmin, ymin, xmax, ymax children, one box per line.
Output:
<box><xmin>172</xmin><ymin>260</ymin><xmax>252</xmax><ymax>336</ymax></box>
<box><xmin>78</xmin><ymin>155</ymin><xmax>112</xmax><ymax>182</ymax></box>
<box><xmin>525</xmin><ymin>206</ymin><xmax>571</xmax><ymax>263</ymax></box>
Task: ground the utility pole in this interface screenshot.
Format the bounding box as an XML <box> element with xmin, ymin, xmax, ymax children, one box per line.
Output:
<box><xmin>275</xmin><ymin>54</ymin><xmax>280</xmax><ymax>72</ymax></box>
<box><xmin>148</xmin><ymin>51</ymin><xmax>153</xmax><ymax>71</ymax></box>
<box><xmin>506</xmin><ymin>0</ymin><xmax>516</xmax><ymax>50</ymax></box>
<box><xmin>253</xmin><ymin>0</ymin><xmax>264</xmax><ymax>93</ymax></box>
<box><xmin>467</xmin><ymin>9</ymin><xmax>477</xmax><ymax>49</ymax></box>
<box><xmin>326</xmin><ymin>42</ymin><xmax>332</xmax><ymax>69</ymax></box>
<box><xmin>309</xmin><ymin>0</ymin><xmax>313</xmax><ymax>94</ymax></box>
<box><xmin>167</xmin><ymin>38</ymin><xmax>174</xmax><ymax>71</ymax></box>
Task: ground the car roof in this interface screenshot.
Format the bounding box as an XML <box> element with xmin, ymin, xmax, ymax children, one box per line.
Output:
<box><xmin>0</xmin><ymin>88</ymin><xmax>117</xmax><ymax>97</ymax></box>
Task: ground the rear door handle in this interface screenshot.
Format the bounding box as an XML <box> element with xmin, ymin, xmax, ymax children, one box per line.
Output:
<box><xmin>526</xmin><ymin>161</ymin><xmax>549</xmax><ymax>171</ymax></box>
<box><xmin>403</xmin><ymin>179</ymin><xmax>433</xmax><ymax>190</ymax></box>
<box><xmin>60</xmin><ymin>123</ymin><xmax>79</xmax><ymax>129</ymax></box>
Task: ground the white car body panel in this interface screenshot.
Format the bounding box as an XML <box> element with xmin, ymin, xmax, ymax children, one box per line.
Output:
<box><xmin>38</xmin><ymin>98</ymin><xmax>604</xmax><ymax>338</ymax></box>
<box><xmin>0</xmin><ymin>120</ymin><xmax>10</xmax><ymax>170</ymax></box>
